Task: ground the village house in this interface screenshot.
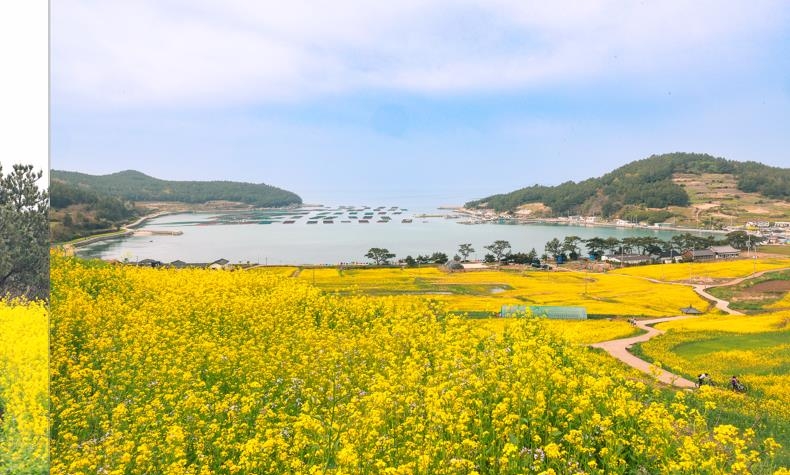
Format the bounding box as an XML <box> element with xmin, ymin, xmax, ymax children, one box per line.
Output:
<box><xmin>709</xmin><ymin>245</ymin><xmax>740</xmax><ymax>259</ymax></box>
<box><xmin>683</xmin><ymin>249</ymin><xmax>715</xmax><ymax>261</ymax></box>
<box><xmin>658</xmin><ymin>251</ymin><xmax>683</xmax><ymax>264</ymax></box>
<box><xmin>137</xmin><ymin>258</ymin><xmax>163</xmax><ymax>268</ymax></box>
<box><xmin>209</xmin><ymin>258</ymin><xmax>232</xmax><ymax>270</ymax></box>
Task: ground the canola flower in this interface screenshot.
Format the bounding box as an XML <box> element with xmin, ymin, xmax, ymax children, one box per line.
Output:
<box><xmin>296</xmin><ymin>266</ymin><xmax>709</xmax><ymax>317</ymax></box>
<box><xmin>611</xmin><ymin>257</ymin><xmax>790</xmax><ymax>282</ymax></box>
<box><xmin>477</xmin><ymin>317</ymin><xmax>639</xmax><ymax>345</ymax></box>
<box><xmin>640</xmin><ymin>310</ymin><xmax>790</xmax><ymax>468</ymax></box>
<box><xmin>0</xmin><ymin>300</ymin><xmax>48</xmax><ymax>474</ymax></box>
<box><xmin>50</xmin><ymin>253</ymin><xmax>786</xmax><ymax>474</ymax></box>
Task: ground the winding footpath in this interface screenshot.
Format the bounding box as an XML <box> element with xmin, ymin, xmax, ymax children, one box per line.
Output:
<box><xmin>590</xmin><ymin>267</ymin><xmax>790</xmax><ymax>388</ymax></box>
<box><xmin>591</xmin><ymin>316</ymin><xmax>697</xmax><ymax>388</ymax></box>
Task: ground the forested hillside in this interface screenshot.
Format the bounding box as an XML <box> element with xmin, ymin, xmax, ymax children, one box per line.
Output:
<box><xmin>466</xmin><ymin>153</ymin><xmax>790</xmax><ymax>215</ymax></box>
<box><xmin>51</xmin><ymin>169</ymin><xmax>302</xmax><ymax>208</ymax></box>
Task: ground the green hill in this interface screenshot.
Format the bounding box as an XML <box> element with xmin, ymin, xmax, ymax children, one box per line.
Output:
<box><xmin>51</xmin><ymin>169</ymin><xmax>302</xmax><ymax>208</ymax></box>
<box><xmin>465</xmin><ymin>153</ymin><xmax>790</xmax><ymax>219</ymax></box>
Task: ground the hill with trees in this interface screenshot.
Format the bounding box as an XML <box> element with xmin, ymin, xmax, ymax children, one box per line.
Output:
<box><xmin>51</xmin><ymin>169</ymin><xmax>302</xmax><ymax>208</ymax></box>
<box><xmin>50</xmin><ymin>170</ymin><xmax>302</xmax><ymax>242</ymax></box>
<box><xmin>465</xmin><ymin>153</ymin><xmax>790</xmax><ymax>219</ymax></box>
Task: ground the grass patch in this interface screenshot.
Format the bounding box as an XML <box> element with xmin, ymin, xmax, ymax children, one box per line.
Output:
<box><xmin>761</xmin><ymin>245</ymin><xmax>790</xmax><ymax>256</ymax></box>
<box><xmin>708</xmin><ymin>270</ymin><xmax>790</xmax><ymax>313</ymax></box>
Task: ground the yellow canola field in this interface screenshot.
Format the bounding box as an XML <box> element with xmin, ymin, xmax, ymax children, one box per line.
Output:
<box><xmin>642</xmin><ymin>310</ymin><xmax>790</xmax><ymax>455</ymax></box>
<box><xmin>0</xmin><ymin>301</ymin><xmax>48</xmax><ymax>474</ymax></box>
<box><xmin>298</xmin><ymin>267</ymin><xmax>709</xmax><ymax>317</ymax></box>
<box><xmin>251</xmin><ymin>266</ymin><xmax>298</xmax><ymax>277</ymax></box>
<box><xmin>50</xmin><ymin>255</ymin><xmax>785</xmax><ymax>474</ymax></box>
<box><xmin>475</xmin><ymin>318</ymin><xmax>639</xmax><ymax>345</ymax></box>
<box><xmin>768</xmin><ymin>291</ymin><xmax>790</xmax><ymax>311</ymax></box>
<box><xmin>611</xmin><ymin>257</ymin><xmax>790</xmax><ymax>282</ymax></box>
<box><xmin>655</xmin><ymin>311</ymin><xmax>790</xmax><ymax>333</ymax></box>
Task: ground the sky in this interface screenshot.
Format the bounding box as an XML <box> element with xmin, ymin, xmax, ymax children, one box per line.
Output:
<box><xmin>0</xmin><ymin>3</ymin><xmax>47</xmax><ymax>184</ymax></box>
<box><xmin>50</xmin><ymin>1</ymin><xmax>790</xmax><ymax>206</ymax></box>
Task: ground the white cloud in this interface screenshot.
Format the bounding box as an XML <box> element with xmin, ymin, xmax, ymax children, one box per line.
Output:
<box><xmin>51</xmin><ymin>0</ymin><xmax>787</xmax><ymax>107</ymax></box>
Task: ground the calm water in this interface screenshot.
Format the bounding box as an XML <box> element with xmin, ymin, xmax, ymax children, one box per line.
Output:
<box><xmin>77</xmin><ymin>207</ymin><xmax>713</xmax><ymax>265</ymax></box>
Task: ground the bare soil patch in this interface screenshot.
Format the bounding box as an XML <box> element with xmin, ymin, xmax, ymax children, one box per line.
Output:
<box><xmin>742</xmin><ymin>280</ymin><xmax>790</xmax><ymax>294</ymax></box>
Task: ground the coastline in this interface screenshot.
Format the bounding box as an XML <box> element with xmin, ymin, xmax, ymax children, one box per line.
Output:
<box><xmin>452</xmin><ymin>207</ymin><xmax>728</xmax><ymax>235</ymax></box>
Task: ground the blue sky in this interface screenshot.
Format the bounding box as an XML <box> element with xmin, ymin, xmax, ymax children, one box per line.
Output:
<box><xmin>51</xmin><ymin>1</ymin><xmax>790</xmax><ymax>206</ymax></box>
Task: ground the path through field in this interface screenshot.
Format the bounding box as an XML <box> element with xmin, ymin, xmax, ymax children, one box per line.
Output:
<box><xmin>591</xmin><ymin>316</ymin><xmax>697</xmax><ymax>388</ymax></box>
<box><xmin>590</xmin><ymin>267</ymin><xmax>790</xmax><ymax>387</ymax></box>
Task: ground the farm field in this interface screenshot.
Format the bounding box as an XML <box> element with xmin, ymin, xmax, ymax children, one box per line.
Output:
<box><xmin>639</xmin><ymin>311</ymin><xmax>790</xmax><ymax>467</ymax></box>
<box><xmin>50</xmin><ymin>254</ymin><xmax>787</xmax><ymax>474</ymax></box>
<box><xmin>761</xmin><ymin>245</ymin><xmax>790</xmax><ymax>257</ymax></box>
<box><xmin>294</xmin><ymin>267</ymin><xmax>709</xmax><ymax>317</ymax></box>
<box><xmin>611</xmin><ymin>257</ymin><xmax>790</xmax><ymax>282</ymax></box>
<box><xmin>0</xmin><ymin>301</ymin><xmax>48</xmax><ymax>474</ymax></box>
<box><xmin>707</xmin><ymin>270</ymin><xmax>790</xmax><ymax>313</ymax></box>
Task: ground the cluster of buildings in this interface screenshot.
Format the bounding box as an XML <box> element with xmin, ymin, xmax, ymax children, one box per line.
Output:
<box><xmin>601</xmin><ymin>245</ymin><xmax>742</xmax><ymax>266</ymax></box>
<box><xmin>738</xmin><ymin>221</ymin><xmax>790</xmax><ymax>245</ymax></box>
<box><xmin>134</xmin><ymin>258</ymin><xmax>234</xmax><ymax>270</ymax></box>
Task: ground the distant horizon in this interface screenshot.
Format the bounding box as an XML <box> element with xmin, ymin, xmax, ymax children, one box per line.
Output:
<box><xmin>52</xmin><ymin>2</ymin><xmax>790</xmax><ymax>206</ymax></box>
<box><xmin>51</xmin><ymin>150</ymin><xmax>789</xmax><ymax>208</ymax></box>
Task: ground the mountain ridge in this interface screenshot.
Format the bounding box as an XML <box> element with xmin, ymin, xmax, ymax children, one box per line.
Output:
<box><xmin>465</xmin><ymin>153</ymin><xmax>790</xmax><ymax>221</ymax></box>
<box><xmin>51</xmin><ymin>169</ymin><xmax>302</xmax><ymax>208</ymax></box>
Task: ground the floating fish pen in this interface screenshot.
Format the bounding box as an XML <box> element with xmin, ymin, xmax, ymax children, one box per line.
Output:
<box><xmin>283</xmin><ymin>220</ymin><xmax>296</xmax><ymax>224</ymax></box>
<box><xmin>307</xmin><ymin>221</ymin><xmax>318</xmax><ymax>224</ymax></box>
<box><xmin>378</xmin><ymin>211</ymin><xmax>387</xmax><ymax>215</ymax></box>
<box><xmin>358</xmin><ymin>219</ymin><xmax>369</xmax><ymax>223</ymax></box>
<box><xmin>259</xmin><ymin>220</ymin><xmax>273</xmax><ymax>224</ymax></box>
<box><xmin>401</xmin><ymin>219</ymin><xmax>412</xmax><ymax>223</ymax></box>
<box><xmin>323</xmin><ymin>220</ymin><xmax>334</xmax><ymax>224</ymax></box>
<box><xmin>341</xmin><ymin>220</ymin><xmax>352</xmax><ymax>223</ymax></box>
<box><xmin>377</xmin><ymin>219</ymin><xmax>388</xmax><ymax>223</ymax></box>
<box><xmin>393</xmin><ymin>211</ymin><xmax>402</xmax><ymax>214</ymax></box>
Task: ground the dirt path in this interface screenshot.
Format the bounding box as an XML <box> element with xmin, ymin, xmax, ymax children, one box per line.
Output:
<box><xmin>590</xmin><ymin>267</ymin><xmax>790</xmax><ymax>387</ymax></box>
<box><xmin>692</xmin><ymin>267</ymin><xmax>790</xmax><ymax>315</ymax></box>
<box><xmin>591</xmin><ymin>316</ymin><xmax>697</xmax><ymax>388</ymax></box>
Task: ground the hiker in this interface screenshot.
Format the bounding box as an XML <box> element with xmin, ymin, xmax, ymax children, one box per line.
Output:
<box><xmin>730</xmin><ymin>375</ymin><xmax>745</xmax><ymax>392</ymax></box>
<box><xmin>697</xmin><ymin>373</ymin><xmax>711</xmax><ymax>387</ymax></box>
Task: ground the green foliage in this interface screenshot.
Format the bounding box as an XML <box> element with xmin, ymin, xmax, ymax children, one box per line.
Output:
<box><xmin>484</xmin><ymin>240</ymin><xmax>511</xmax><ymax>262</ymax></box>
<box><xmin>365</xmin><ymin>248</ymin><xmax>395</xmax><ymax>265</ymax></box>
<box><xmin>458</xmin><ymin>243</ymin><xmax>474</xmax><ymax>261</ymax></box>
<box><xmin>0</xmin><ymin>164</ymin><xmax>49</xmax><ymax>300</ymax></box>
<box><xmin>465</xmin><ymin>152</ymin><xmax>789</xmax><ymax>214</ymax></box>
<box><xmin>51</xmin><ymin>169</ymin><xmax>302</xmax><ymax>207</ymax></box>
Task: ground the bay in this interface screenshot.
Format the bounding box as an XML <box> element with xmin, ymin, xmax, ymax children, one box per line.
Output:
<box><xmin>76</xmin><ymin>207</ymin><xmax>715</xmax><ymax>265</ymax></box>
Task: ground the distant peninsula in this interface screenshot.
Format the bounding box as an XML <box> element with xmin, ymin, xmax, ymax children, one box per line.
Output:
<box><xmin>50</xmin><ymin>169</ymin><xmax>302</xmax><ymax>242</ymax></box>
<box><xmin>465</xmin><ymin>152</ymin><xmax>790</xmax><ymax>228</ymax></box>
<box><xmin>51</xmin><ymin>169</ymin><xmax>302</xmax><ymax>207</ymax></box>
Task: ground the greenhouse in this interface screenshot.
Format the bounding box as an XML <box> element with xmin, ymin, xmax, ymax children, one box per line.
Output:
<box><xmin>500</xmin><ymin>305</ymin><xmax>587</xmax><ymax>320</ymax></box>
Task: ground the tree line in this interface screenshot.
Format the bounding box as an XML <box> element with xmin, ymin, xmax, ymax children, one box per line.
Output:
<box><xmin>363</xmin><ymin>230</ymin><xmax>760</xmax><ymax>267</ymax></box>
